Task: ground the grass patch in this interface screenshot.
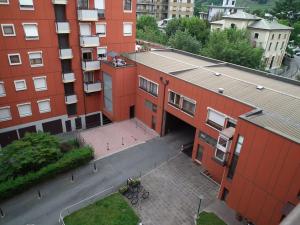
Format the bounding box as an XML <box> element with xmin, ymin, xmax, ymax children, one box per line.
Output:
<box><xmin>197</xmin><ymin>211</ymin><xmax>227</xmax><ymax>225</ymax></box>
<box><xmin>64</xmin><ymin>193</ymin><xmax>139</xmax><ymax>225</ymax></box>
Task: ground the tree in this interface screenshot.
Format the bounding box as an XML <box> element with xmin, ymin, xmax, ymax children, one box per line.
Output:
<box><xmin>291</xmin><ymin>21</ymin><xmax>300</xmax><ymax>45</ymax></box>
<box><xmin>168</xmin><ymin>30</ymin><xmax>201</xmax><ymax>54</ymax></box>
<box><xmin>272</xmin><ymin>0</ymin><xmax>300</xmax><ymax>23</ymax></box>
<box><xmin>201</xmin><ymin>29</ymin><xmax>265</xmax><ymax>69</ymax></box>
<box><xmin>137</xmin><ymin>15</ymin><xmax>158</xmax><ymax>31</ymax></box>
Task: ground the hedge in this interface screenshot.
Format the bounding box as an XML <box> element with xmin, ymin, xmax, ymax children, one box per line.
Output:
<box><xmin>0</xmin><ymin>147</ymin><xmax>94</xmax><ymax>201</ymax></box>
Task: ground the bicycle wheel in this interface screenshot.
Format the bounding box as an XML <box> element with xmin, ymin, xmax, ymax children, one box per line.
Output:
<box><xmin>126</xmin><ymin>191</ymin><xmax>134</xmax><ymax>199</ymax></box>
<box><xmin>131</xmin><ymin>196</ymin><xmax>139</xmax><ymax>205</ymax></box>
<box><xmin>142</xmin><ymin>191</ymin><xmax>149</xmax><ymax>199</ymax></box>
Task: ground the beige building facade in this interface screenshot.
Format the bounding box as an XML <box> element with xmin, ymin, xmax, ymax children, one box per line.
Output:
<box><xmin>136</xmin><ymin>0</ymin><xmax>194</xmax><ymax>20</ymax></box>
<box><xmin>210</xmin><ymin>12</ymin><xmax>292</xmax><ymax>70</ymax></box>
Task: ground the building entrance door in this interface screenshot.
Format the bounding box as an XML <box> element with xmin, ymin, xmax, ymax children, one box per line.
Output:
<box><xmin>129</xmin><ymin>105</ymin><xmax>135</xmax><ymax>118</ymax></box>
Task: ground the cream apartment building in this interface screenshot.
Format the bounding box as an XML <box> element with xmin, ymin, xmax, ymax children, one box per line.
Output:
<box><xmin>210</xmin><ymin>11</ymin><xmax>292</xmax><ymax>70</ymax></box>
<box><xmin>136</xmin><ymin>0</ymin><xmax>194</xmax><ymax>20</ymax></box>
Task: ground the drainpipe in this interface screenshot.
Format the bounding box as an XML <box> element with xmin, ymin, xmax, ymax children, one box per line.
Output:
<box><xmin>159</xmin><ymin>76</ymin><xmax>169</xmax><ymax>136</ymax></box>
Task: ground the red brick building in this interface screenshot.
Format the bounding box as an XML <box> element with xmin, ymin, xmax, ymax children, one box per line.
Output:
<box><xmin>0</xmin><ymin>1</ymin><xmax>299</xmax><ymax>225</ymax></box>
<box><xmin>0</xmin><ymin>0</ymin><xmax>135</xmax><ymax>145</ymax></box>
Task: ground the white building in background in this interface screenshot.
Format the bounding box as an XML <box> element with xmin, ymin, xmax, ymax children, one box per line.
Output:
<box><xmin>210</xmin><ymin>11</ymin><xmax>293</xmax><ymax>70</ymax></box>
<box><xmin>168</xmin><ymin>0</ymin><xmax>194</xmax><ymax>19</ymax></box>
<box><xmin>200</xmin><ymin>0</ymin><xmax>246</xmax><ymax>21</ymax></box>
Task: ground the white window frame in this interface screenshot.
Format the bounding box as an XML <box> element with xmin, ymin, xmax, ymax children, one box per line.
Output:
<box><xmin>123</xmin><ymin>0</ymin><xmax>132</xmax><ymax>12</ymax></box>
<box><xmin>17</xmin><ymin>102</ymin><xmax>32</xmax><ymax>118</ymax></box>
<box><xmin>96</xmin><ymin>22</ymin><xmax>106</xmax><ymax>37</ymax></box>
<box><xmin>97</xmin><ymin>46</ymin><xmax>107</xmax><ymax>60</ymax></box>
<box><xmin>215</xmin><ymin>135</ymin><xmax>231</xmax><ymax>162</ymax></box>
<box><xmin>19</xmin><ymin>0</ymin><xmax>34</xmax><ymax>10</ymax></box>
<box><xmin>206</xmin><ymin>107</ymin><xmax>227</xmax><ymax>131</ymax></box>
<box><xmin>123</xmin><ymin>22</ymin><xmax>133</xmax><ymax>36</ymax></box>
<box><xmin>8</xmin><ymin>53</ymin><xmax>22</xmax><ymax>65</ymax></box>
<box><xmin>14</xmin><ymin>79</ymin><xmax>27</xmax><ymax>91</ymax></box>
<box><xmin>37</xmin><ymin>99</ymin><xmax>51</xmax><ymax>113</ymax></box>
<box><xmin>32</xmin><ymin>76</ymin><xmax>47</xmax><ymax>91</ymax></box>
<box><xmin>22</xmin><ymin>23</ymin><xmax>39</xmax><ymax>40</ymax></box>
<box><xmin>0</xmin><ymin>106</ymin><xmax>12</xmax><ymax>122</ymax></box>
<box><xmin>1</xmin><ymin>24</ymin><xmax>15</xmax><ymax>36</ymax></box>
<box><xmin>0</xmin><ymin>0</ymin><xmax>9</xmax><ymax>5</ymax></box>
<box><xmin>168</xmin><ymin>90</ymin><xmax>196</xmax><ymax>116</ymax></box>
<box><xmin>0</xmin><ymin>81</ymin><xmax>6</xmax><ymax>97</ymax></box>
<box><xmin>138</xmin><ymin>76</ymin><xmax>159</xmax><ymax>97</ymax></box>
<box><xmin>28</xmin><ymin>51</ymin><xmax>43</xmax><ymax>67</ymax></box>
<box><xmin>79</xmin><ymin>23</ymin><xmax>91</xmax><ymax>36</ymax></box>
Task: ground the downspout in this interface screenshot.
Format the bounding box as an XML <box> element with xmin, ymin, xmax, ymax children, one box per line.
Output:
<box><xmin>159</xmin><ymin>76</ymin><xmax>169</xmax><ymax>136</ymax></box>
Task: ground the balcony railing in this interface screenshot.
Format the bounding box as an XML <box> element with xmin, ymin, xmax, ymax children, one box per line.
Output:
<box><xmin>84</xmin><ymin>82</ymin><xmax>102</xmax><ymax>93</ymax></box>
<box><xmin>59</xmin><ymin>48</ymin><xmax>73</xmax><ymax>59</ymax></box>
<box><xmin>52</xmin><ymin>0</ymin><xmax>67</xmax><ymax>4</ymax></box>
<box><xmin>56</xmin><ymin>22</ymin><xmax>70</xmax><ymax>34</ymax></box>
<box><xmin>62</xmin><ymin>72</ymin><xmax>75</xmax><ymax>83</ymax></box>
<box><xmin>82</xmin><ymin>60</ymin><xmax>100</xmax><ymax>71</ymax></box>
<box><xmin>78</xmin><ymin>9</ymin><xmax>98</xmax><ymax>21</ymax></box>
<box><xmin>65</xmin><ymin>94</ymin><xmax>78</xmax><ymax>104</ymax></box>
<box><xmin>80</xmin><ymin>36</ymin><xmax>99</xmax><ymax>47</ymax></box>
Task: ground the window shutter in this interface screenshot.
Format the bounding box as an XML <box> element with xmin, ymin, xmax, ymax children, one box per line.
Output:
<box><xmin>19</xmin><ymin>0</ymin><xmax>33</xmax><ymax>6</ymax></box>
<box><xmin>24</xmin><ymin>24</ymin><xmax>38</xmax><ymax>37</ymax></box>
<box><xmin>123</xmin><ymin>23</ymin><xmax>132</xmax><ymax>34</ymax></box>
<box><xmin>34</xmin><ymin>77</ymin><xmax>46</xmax><ymax>90</ymax></box>
<box><xmin>15</xmin><ymin>81</ymin><xmax>26</xmax><ymax>90</ymax></box>
<box><xmin>96</xmin><ymin>24</ymin><xmax>105</xmax><ymax>34</ymax></box>
<box><xmin>80</xmin><ymin>24</ymin><xmax>91</xmax><ymax>36</ymax></box>
<box><xmin>0</xmin><ymin>108</ymin><xmax>11</xmax><ymax>121</ymax></box>
<box><xmin>38</xmin><ymin>100</ymin><xmax>50</xmax><ymax>113</ymax></box>
<box><xmin>29</xmin><ymin>52</ymin><xmax>41</xmax><ymax>60</ymax></box>
<box><xmin>94</xmin><ymin>0</ymin><xmax>104</xmax><ymax>9</ymax></box>
<box><xmin>0</xmin><ymin>83</ymin><xmax>5</xmax><ymax>96</ymax></box>
<box><xmin>97</xmin><ymin>47</ymin><xmax>106</xmax><ymax>55</ymax></box>
<box><xmin>18</xmin><ymin>104</ymin><xmax>32</xmax><ymax>117</ymax></box>
<box><xmin>208</xmin><ymin>110</ymin><xmax>226</xmax><ymax>127</ymax></box>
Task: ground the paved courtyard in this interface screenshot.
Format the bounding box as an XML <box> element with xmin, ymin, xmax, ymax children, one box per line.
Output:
<box><xmin>133</xmin><ymin>153</ymin><xmax>219</xmax><ymax>225</ymax></box>
<box><xmin>80</xmin><ymin>119</ymin><xmax>158</xmax><ymax>159</ymax></box>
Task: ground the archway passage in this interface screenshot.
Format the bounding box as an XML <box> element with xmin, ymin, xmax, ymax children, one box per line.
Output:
<box><xmin>164</xmin><ymin>112</ymin><xmax>196</xmax><ymax>157</ymax></box>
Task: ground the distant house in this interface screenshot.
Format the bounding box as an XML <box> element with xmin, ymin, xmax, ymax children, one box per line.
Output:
<box><xmin>200</xmin><ymin>0</ymin><xmax>246</xmax><ymax>21</ymax></box>
<box><xmin>210</xmin><ymin>11</ymin><xmax>293</xmax><ymax>70</ymax></box>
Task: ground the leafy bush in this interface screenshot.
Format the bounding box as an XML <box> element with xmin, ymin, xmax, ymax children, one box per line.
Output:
<box><xmin>0</xmin><ymin>132</ymin><xmax>62</xmax><ymax>182</ymax></box>
<box><xmin>0</xmin><ymin>147</ymin><xmax>93</xmax><ymax>201</ymax></box>
<box><xmin>168</xmin><ymin>30</ymin><xmax>202</xmax><ymax>54</ymax></box>
<box><xmin>60</xmin><ymin>142</ymin><xmax>74</xmax><ymax>153</ymax></box>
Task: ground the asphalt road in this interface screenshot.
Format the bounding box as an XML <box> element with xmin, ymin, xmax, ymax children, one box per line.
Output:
<box><xmin>0</xmin><ymin>130</ymin><xmax>192</xmax><ymax>225</ymax></box>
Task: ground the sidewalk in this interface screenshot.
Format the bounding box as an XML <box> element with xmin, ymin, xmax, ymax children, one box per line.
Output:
<box><xmin>203</xmin><ymin>200</ymin><xmax>244</xmax><ymax>225</ymax></box>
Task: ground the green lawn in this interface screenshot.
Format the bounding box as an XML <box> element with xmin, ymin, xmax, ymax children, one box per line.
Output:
<box><xmin>64</xmin><ymin>193</ymin><xmax>140</xmax><ymax>225</ymax></box>
<box><xmin>197</xmin><ymin>211</ymin><xmax>227</xmax><ymax>225</ymax></box>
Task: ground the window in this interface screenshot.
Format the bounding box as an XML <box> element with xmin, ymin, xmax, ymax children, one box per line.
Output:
<box><xmin>19</xmin><ymin>0</ymin><xmax>34</xmax><ymax>10</ymax></box>
<box><xmin>37</xmin><ymin>99</ymin><xmax>51</xmax><ymax>113</ymax></box>
<box><xmin>138</xmin><ymin>76</ymin><xmax>158</xmax><ymax>97</ymax></box>
<box><xmin>215</xmin><ymin>134</ymin><xmax>231</xmax><ymax>162</ymax></box>
<box><xmin>227</xmin><ymin>135</ymin><xmax>244</xmax><ymax>179</ymax></box>
<box><xmin>23</xmin><ymin>23</ymin><xmax>38</xmax><ymax>40</ymax></box>
<box><xmin>199</xmin><ymin>131</ymin><xmax>217</xmax><ymax>147</ymax></box>
<box><xmin>123</xmin><ymin>22</ymin><xmax>132</xmax><ymax>36</ymax></box>
<box><xmin>14</xmin><ymin>80</ymin><xmax>27</xmax><ymax>91</ymax></box>
<box><xmin>281</xmin><ymin>42</ymin><xmax>284</xmax><ymax>50</ymax></box>
<box><xmin>169</xmin><ymin>91</ymin><xmax>181</xmax><ymax>108</ymax></box>
<box><xmin>268</xmin><ymin>42</ymin><xmax>272</xmax><ymax>51</ymax></box>
<box><xmin>79</xmin><ymin>23</ymin><xmax>91</xmax><ymax>36</ymax></box>
<box><xmin>67</xmin><ymin>103</ymin><xmax>77</xmax><ymax>116</ymax></box>
<box><xmin>28</xmin><ymin>51</ymin><xmax>43</xmax><ymax>67</ymax></box>
<box><xmin>230</xmin><ymin>23</ymin><xmax>236</xmax><ymax>29</ymax></box>
<box><xmin>8</xmin><ymin>53</ymin><xmax>22</xmax><ymax>65</ymax></box>
<box><xmin>254</xmin><ymin>33</ymin><xmax>259</xmax><ymax>39</ymax></box>
<box><xmin>0</xmin><ymin>82</ymin><xmax>5</xmax><ymax>97</ymax></box>
<box><xmin>0</xmin><ymin>0</ymin><xmax>9</xmax><ymax>5</ymax></box>
<box><xmin>275</xmin><ymin>42</ymin><xmax>279</xmax><ymax>50</ymax></box>
<box><xmin>206</xmin><ymin>108</ymin><xmax>227</xmax><ymax>131</ymax></box>
<box><xmin>17</xmin><ymin>103</ymin><xmax>32</xmax><ymax>117</ymax></box>
<box><xmin>123</xmin><ymin>0</ymin><xmax>132</xmax><ymax>11</ymax></box>
<box><xmin>103</xmin><ymin>73</ymin><xmax>113</xmax><ymax>112</ymax></box>
<box><xmin>215</xmin><ymin>148</ymin><xmax>226</xmax><ymax>162</ymax></box>
<box><xmin>196</xmin><ymin>145</ymin><xmax>204</xmax><ymax>162</ymax></box>
<box><xmin>284</xmin><ymin>34</ymin><xmax>287</xmax><ymax>39</ymax></box>
<box><xmin>33</xmin><ymin>76</ymin><xmax>47</xmax><ymax>91</ymax></box>
<box><xmin>168</xmin><ymin>91</ymin><xmax>196</xmax><ymax>116</ymax></box>
<box><xmin>96</xmin><ymin>23</ymin><xmax>106</xmax><ymax>36</ymax></box>
<box><xmin>97</xmin><ymin>47</ymin><xmax>107</xmax><ymax>60</ymax></box>
<box><xmin>278</xmin><ymin>34</ymin><xmax>281</xmax><ymax>39</ymax></box>
<box><xmin>271</xmin><ymin>34</ymin><xmax>274</xmax><ymax>39</ymax></box>
<box><xmin>145</xmin><ymin>100</ymin><xmax>157</xmax><ymax>113</ymax></box>
<box><xmin>0</xmin><ymin>106</ymin><xmax>12</xmax><ymax>121</ymax></box>
<box><xmin>1</xmin><ymin>24</ymin><xmax>15</xmax><ymax>36</ymax></box>
<box><xmin>182</xmin><ymin>97</ymin><xmax>196</xmax><ymax>116</ymax></box>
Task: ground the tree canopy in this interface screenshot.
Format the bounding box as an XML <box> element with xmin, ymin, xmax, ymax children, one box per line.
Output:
<box><xmin>272</xmin><ymin>0</ymin><xmax>300</xmax><ymax>23</ymax></box>
<box><xmin>202</xmin><ymin>29</ymin><xmax>265</xmax><ymax>69</ymax></box>
<box><xmin>168</xmin><ymin>30</ymin><xmax>201</xmax><ymax>54</ymax></box>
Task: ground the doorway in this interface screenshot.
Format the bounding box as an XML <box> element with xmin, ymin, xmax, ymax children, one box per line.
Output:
<box><xmin>129</xmin><ymin>105</ymin><xmax>135</xmax><ymax>119</ymax></box>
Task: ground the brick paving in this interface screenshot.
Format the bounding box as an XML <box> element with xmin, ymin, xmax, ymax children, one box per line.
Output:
<box><xmin>134</xmin><ymin>153</ymin><xmax>219</xmax><ymax>225</ymax></box>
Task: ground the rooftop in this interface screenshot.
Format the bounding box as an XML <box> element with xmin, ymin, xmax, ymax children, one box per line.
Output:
<box><xmin>127</xmin><ymin>49</ymin><xmax>300</xmax><ymax>144</ymax></box>
<box><xmin>222</xmin><ymin>11</ymin><xmax>261</xmax><ymax>20</ymax></box>
<box><xmin>248</xmin><ymin>19</ymin><xmax>294</xmax><ymax>30</ymax></box>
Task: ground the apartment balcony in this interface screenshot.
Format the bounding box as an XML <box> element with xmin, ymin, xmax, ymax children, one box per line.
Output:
<box><xmin>62</xmin><ymin>72</ymin><xmax>75</xmax><ymax>83</ymax></box>
<box><xmin>65</xmin><ymin>94</ymin><xmax>78</xmax><ymax>104</ymax></box>
<box><xmin>84</xmin><ymin>82</ymin><xmax>102</xmax><ymax>93</ymax></box>
<box><xmin>56</xmin><ymin>22</ymin><xmax>70</xmax><ymax>34</ymax></box>
<box><xmin>78</xmin><ymin>9</ymin><xmax>98</xmax><ymax>21</ymax></box>
<box><xmin>59</xmin><ymin>48</ymin><xmax>73</xmax><ymax>59</ymax></box>
<box><xmin>80</xmin><ymin>36</ymin><xmax>99</xmax><ymax>47</ymax></box>
<box><xmin>52</xmin><ymin>0</ymin><xmax>67</xmax><ymax>4</ymax></box>
<box><xmin>82</xmin><ymin>60</ymin><xmax>100</xmax><ymax>71</ymax></box>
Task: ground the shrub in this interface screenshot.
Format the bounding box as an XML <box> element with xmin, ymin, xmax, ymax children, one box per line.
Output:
<box><xmin>0</xmin><ymin>147</ymin><xmax>94</xmax><ymax>201</ymax></box>
<box><xmin>118</xmin><ymin>186</ymin><xmax>128</xmax><ymax>194</ymax></box>
<box><xmin>60</xmin><ymin>142</ymin><xmax>74</xmax><ymax>153</ymax></box>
